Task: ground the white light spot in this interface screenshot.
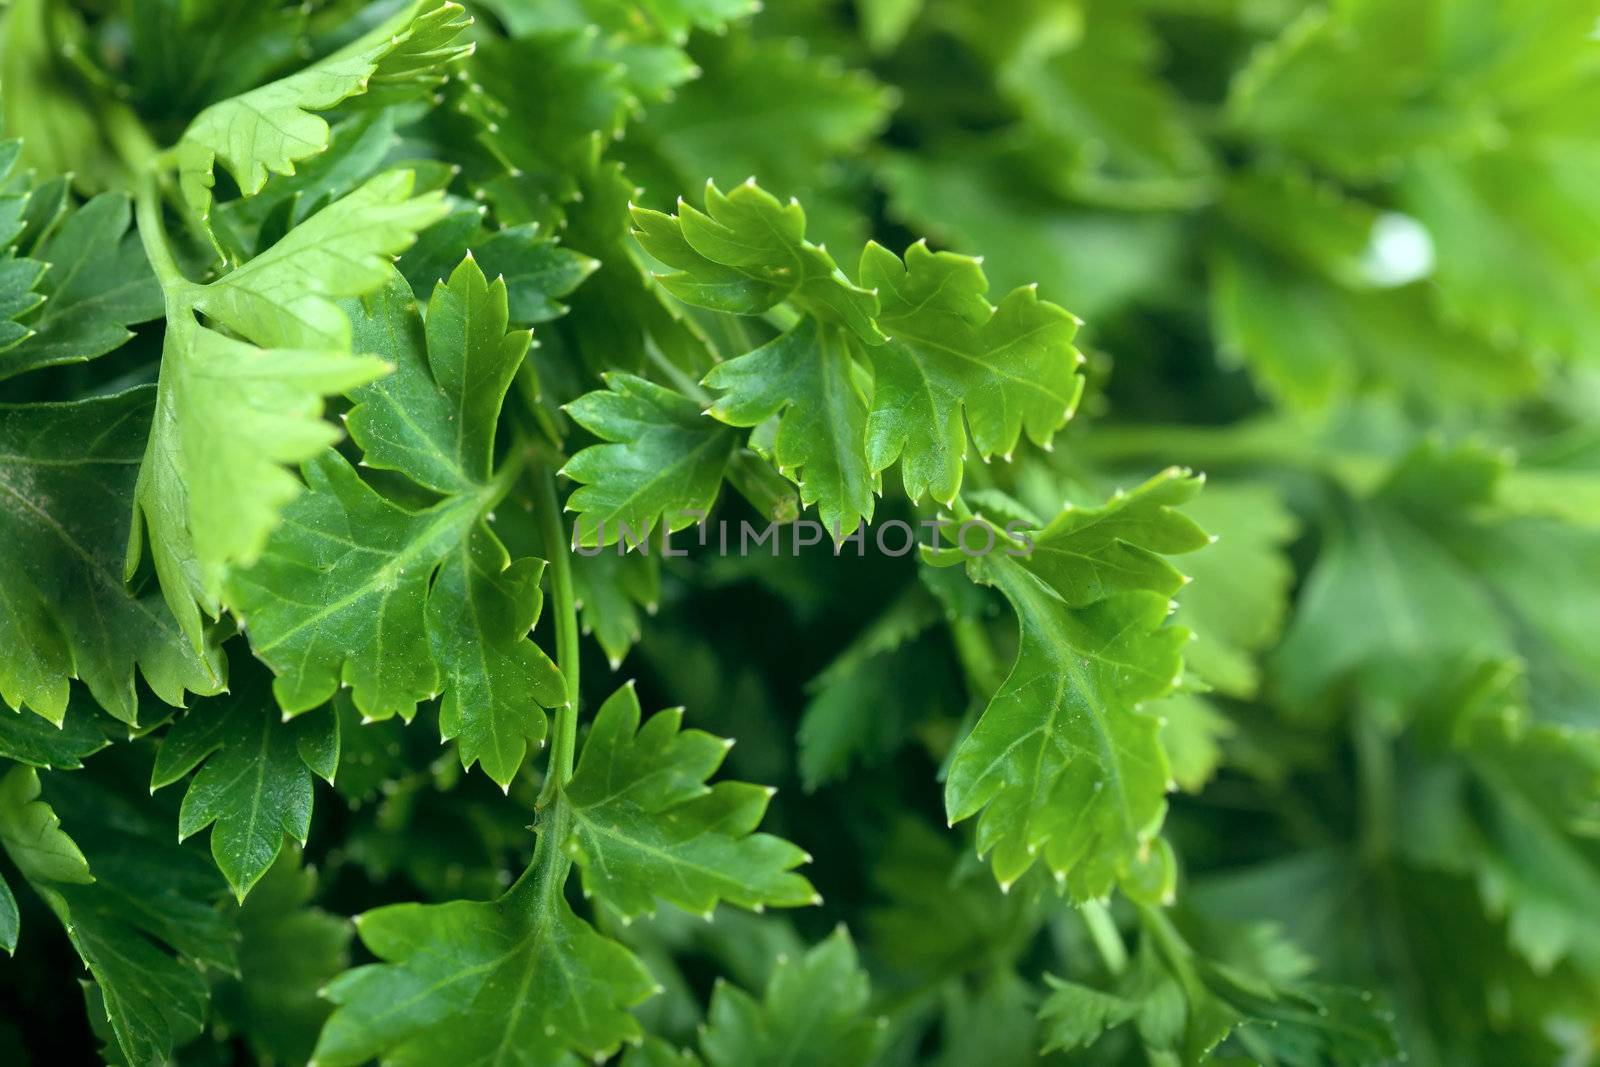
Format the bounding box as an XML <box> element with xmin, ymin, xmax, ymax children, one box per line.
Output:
<box><xmin>1361</xmin><ymin>212</ymin><xmax>1435</xmax><ymax>287</ymax></box>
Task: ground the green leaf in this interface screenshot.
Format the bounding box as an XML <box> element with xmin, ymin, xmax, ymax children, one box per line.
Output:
<box><xmin>1212</xmin><ymin>240</ymin><xmax>1535</xmax><ymax>411</ymax></box>
<box><xmin>943</xmin><ymin>469</ymin><xmax>1210</xmax><ymax>895</ymax></box>
<box><xmin>15</xmin><ymin>771</ymin><xmax>238</xmax><ymax>1067</ymax></box>
<box><xmin>133</xmin><ymin>328</ymin><xmax>388</xmax><ymax>635</ymax></box>
<box><xmin>1402</xmin><ymin>142</ymin><xmax>1600</xmax><ymax>358</ymax></box>
<box><xmin>571</xmin><ymin>548</ymin><xmax>660</xmax><ymax>669</ymax></box>
<box><xmin>699</xmin><ymin>927</ymin><xmax>882</xmax><ymax>1067</ymax></box>
<box><xmin>0</xmin><ymin>761</ymin><xmax>93</xmax><ymax>955</ymax></box>
<box><xmin>0</xmin><ymin>250</ymin><xmax>45</xmax><ymax>362</ymax></box>
<box><xmin>1042</xmin><ymin>907</ymin><xmax>1399</xmax><ymax>1066</ymax></box>
<box><xmin>0</xmin><ymin>873</ymin><xmax>14</xmax><ymax>955</ymax></box>
<box><xmin>0</xmin><ymin>388</ymin><xmax>225</xmax><ymax>725</ymax></box>
<box><xmin>858</xmin><ymin>240</ymin><xmax>1083</xmax><ymax>504</ymax></box>
<box><xmin>796</xmin><ymin>588</ymin><xmax>951</xmax><ymax>790</ymax></box>
<box><xmin>1404</xmin><ymin>662</ymin><xmax>1600</xmax><ymax>979</ymax></box>
<box><xmin>401</xmin><ymin>217</ymin><xmax>599</xmax><ymax>325</ymax></box>
<box><xmin>191</xmin><ymin>169</ymin><xmax>448</xmax><ymax>351</ymax></box>
<box><xmin>213</xmin><ymin>848</ymin><xmax>352</xmax><ymax>1066</ymax></box>
<box><xmin>1038</xmin><ymin>978</ymin><xmax>1137</xmax><ymax>1053</ymax></box>
<box><xmin>0</xmin><ymin>191</ymin><xmax>162</xmax><ymax>380</ymax></box>
<box><xmin>209</xmin><ymin>110</ymin><xmax>404</xmax><ymax>262</ymax></box>
<box><xmin>1155</xmin><ymin>691</ymin><xmax>1236</xmax><ymax>795</ymax></box>
<box><xmin>1272</xmin><ymin>458</ymin><xmax>1513</xmax><ymax>723</ymax></box>
<box><xmin>151</xmin><ymin>654</ymin><xmax>338</xmax><ymax>901</ymax></box>
<box><xmin>636</xmin><ymin>181</ymin><xmax>880</xmax><ymax>336</ymax></box>
<box><xmin>345</xmin><ymin>257</ymin><xmax>527</xmax><ymax>491</ymax></box>
<box><xmin>563</xmin><ymin>373</ymin><xmax>738</xmax><ymax>548</ymax></box>
<box><xmin>1003</xmin><ymin>6</ymin><xmax>1214</xmax><ymax>209</ymax></box>
<box><xmin>1171</xmin><ymin>482</ymin><xmax>1298</xmax><ymax>699</ymax></box>
<box><xmin>704</xmin><ymin>317</ymin><xmax>878</xmax><ymax>537</ymax></box>
<box><xmin>315</xmin><ymin>846</ymin><xmax>657</xmax><ymax>1065</ymax></box>
<box><xmin>1227</xmin><ymin>6</ymin><xmax>1486</xmax><ymax>179</ymax></box>
<box><xmin>1226</xmin><ymin>1</ymin><xmax>1595</xmax><ymax>180</ymax></box>
<box><xmin>174</xmin><ymin>0</ymin><xmax>472</xmax><ymax>227</ymax></box>
<box><xmin>482</xmin><ymin>0</ymin><xmax>757</xmax><ymax>39</ymax></box>
<box><xmin>0</xmin><ymin>692</ymin><xmax>115</xmax><ymax>770</ymax></box>
<box><xmin>881</xmin><ymin>150</ymin><xmax>1183</xmax><ymax>323</ymax></box>
<box><xmin>131</xmin><ymin>169</ymin><xmax>443</xmax><ymax>653</ymax></box>
<box><xmin>229</xmin><ymin>258</ymin><xmax>564</xmax><ymax>787</ymax></box>
<box><xmin>0</xmin><ymin>139</ymin><xmax>46</xmax><ymax>366</ymax></box>
<box><xmin>0</xmin><ymin>765</ymin><xmax>93</xmax><ymax>887</ymax></box>
<box><xmin>624</xmin><ymin>1037</ymin><xmax>705</xmax><ymax>1067</ymax></box>
<box><xmin>641</xmin><ymin>30</ymin><xmax>892</xmax><ymax>246</ymax></box>
<box><xmin>625</xmin><ymin>182</ymin><xmax>1048</xmax><ymax>533</ymax></box>
<box><xmin>453</xmin><ymin>29</ymin><xmax>633</xmax><ymax>231</ymax></box>
<box><xmin>563</xmin><ymin>683</ymin><xmax>816</xmax><ymax>920</ymax></box>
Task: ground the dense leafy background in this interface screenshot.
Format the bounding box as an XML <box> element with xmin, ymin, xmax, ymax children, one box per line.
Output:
<box><xmin>2</xmin><ymin>1</ymin><xmax>1599</xmax><ymax>1064</ymax></box>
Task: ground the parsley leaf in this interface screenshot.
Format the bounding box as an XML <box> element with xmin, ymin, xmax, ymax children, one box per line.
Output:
<box><xmin>151</xmin><ymin>655</ymin><xmax>338</xmax><ymax>900</ymax></box>
<box><xmin>0</xmin><ymin>388</ymin><xmax>224</xmax><ymax>725</ymax></box>
<box><xmin>942</xmin><ymin>469</ymin><xmax>1210</xmax><ymax>896</ymax></box>
<box><xmin>229</xmin><ymin>258</ymin><xmax>564</xmax><ymax>787</ymax></box>
<box><xmin>564</xmin><ymin>683</ymin><xmax>816</xmax><ymax>919</ymax></box>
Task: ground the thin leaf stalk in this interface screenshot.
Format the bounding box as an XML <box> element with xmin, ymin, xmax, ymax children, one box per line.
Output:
<box><xmin>534</xmin><ymin>462</ymin><xmax>581</xmax><ymax>805</ymax></box>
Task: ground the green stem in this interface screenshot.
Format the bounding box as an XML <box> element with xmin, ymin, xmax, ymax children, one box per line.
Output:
<box><xmin>1354</xmin><ymin>709</ymin><xmax>1394</xmax><ymax>866</ymax></box>
<box><xmin>533</xmin><ymin>463</ymin><xmax>580</xmax><ymax>807</ymax></box>
<box><xmin>644</xmin><ymin>339</ymin><xmax>711</xmax><ymax>405</ymax></box>
<box><xmin>726</xmin><ymin>449</ymin><xmax>799</xmax><ymax>525</ymax></box>
<box><xmin>133</xmin><ymin>170</ymin><xmax>198</xmax><ymax>300</ymax></box>
<box><xmin>949</xmin><ymin>616</ymin><xmax>1003</xmax><ymax>699</ymax></box>
<box><xmin>1081</xmin><ymin>900</ymin><xmax>1129</xmax><ymax>977</ymax></box>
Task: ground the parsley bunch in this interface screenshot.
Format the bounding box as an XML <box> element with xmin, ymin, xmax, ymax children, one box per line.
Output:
<box><xmin>1</xmin><ymin>2</ymin><xmax>1596</xmax><ymax>1065</ymax></box>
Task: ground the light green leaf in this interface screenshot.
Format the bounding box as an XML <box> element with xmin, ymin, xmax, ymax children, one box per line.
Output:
<box><xmin>943</xmin><ymin>470</ymin><xmax>1209</xmax><ymax>896</ymax></box>
<box><xmin>133</xmin><ymin>327</ymin><xmax>388</xmax><ymax>635</ymax></box>
<box><xmin>192</xmin><ymin>169</ymin><xmax>448</xmax><ymax>351</ymax></box>
<box><xmin>1171</xmin><ymin>482</ymin><xmax>1298</xmax><ymax>699</ymax></box>
<box><xmin>175</xmin><ymin>0</ymin><xmax>472</xmax><ymax>227</ymax></box>
<box><xmin>563</xmin><ymin>373</ymin><xmax>738</xmax><ymax>548</ymax></box>
<box><xmin>1402</xmin><ymin>142</ymin><xmax>1600</xmax><ymax>358</ymax></box>
<box><xmin>881</xmin><ymin>150</ymin><xmax>1184</xmax><ymax>323</ymax></box>
<box><xmin>1155</xmin><ymin>691</ymin><xmax>1235</xmax><ymax>796</ymax></box>
<box><xmin>1272</xmin><ymin>470</ymin><xmax>1512</xmax><ymax>724</ymax></box>
<box><xmin>630</xmin><ymin>182</ymin><xmax>996</xmax><ymax>534</ymax></box>
<box><xmin>1003</xmin><ymin>5</ymin><xmax>1214</xmax><ymax>209</ymax></box>
<box><xmin>1212</xmin><ymin>165</ymin><xmax>1536</xmax><ymax>408</ymax></box>
<box><xmin>645</xmin><ymin>181</ymin><xmax>882</xmax><ymax>338</ymax></box>
<box><xmin>0</xmin><ymin>765</ymin><xmax>92</xmax><ymax>887</ymax></box>
<box><xmin>131</xmin><ymin>169</ymin><xmax>442</xmax><ymax>652</ymax></box>
<box><xmin>564</xmin><ymin>683</ymin><xmax>816</xmax><ymax>920</ymax></box>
